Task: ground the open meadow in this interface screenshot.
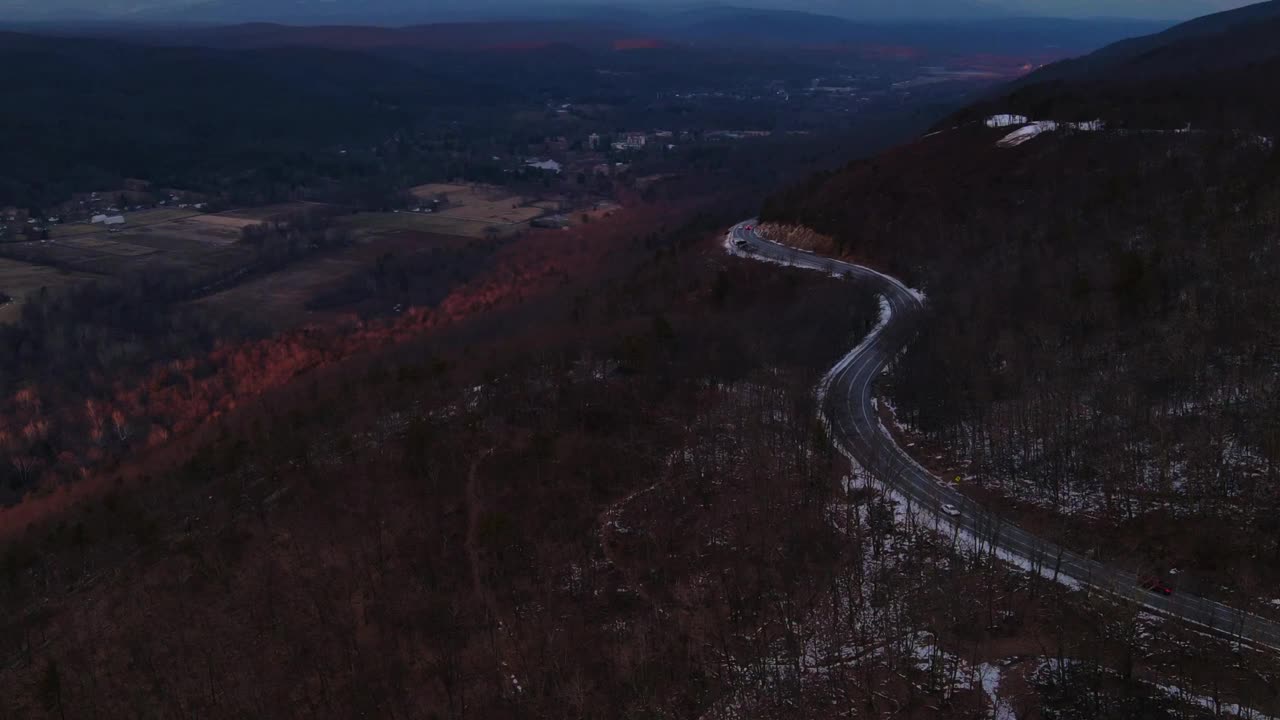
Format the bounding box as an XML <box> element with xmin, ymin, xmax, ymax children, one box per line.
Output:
<box><xmin>355</xmin><ymin>182</ymin><xmax>549</xmax><ymax>238</ymax></box>
<box><xmin>4</xmin><ymin>193</ymin><xmax>571</xmax><ymax>328</ymax></box>
<box><xmin>0</xmin><ymin>257</ymin><xmax>97</xmax><ymax>323</ymax></box>
<box><xmin>0</xmin><ymin>206</ymin><xmax>321</xmax><ymax>321</ymax></box>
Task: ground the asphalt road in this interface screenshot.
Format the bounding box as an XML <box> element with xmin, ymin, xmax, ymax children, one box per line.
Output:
<box><xmin>729</xmin><ymin>220</ymin><xmax>1280</xmax><ymax>654</ymax></box>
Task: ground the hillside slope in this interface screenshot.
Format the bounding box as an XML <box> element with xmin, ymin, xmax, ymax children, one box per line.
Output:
<box><xmin>0</xmin><ymin>33</ymin><xmax>462</xmax><ymax>206</ymax></box>
<box><xmin>764</xmin><ymin>5</ymin><xmax>1280</xmax><ymax>604</ymax></box>
<box><xmin>953</xmin><ymin>0</ymin><xmax>1280</xmax><ymax>129</ymax></box>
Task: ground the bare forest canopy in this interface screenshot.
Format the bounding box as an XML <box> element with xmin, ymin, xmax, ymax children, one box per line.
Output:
<box><xmin>762</xmin><ymin>0</ymin><xmax>1280</xmax><ymax>604</ymax></box>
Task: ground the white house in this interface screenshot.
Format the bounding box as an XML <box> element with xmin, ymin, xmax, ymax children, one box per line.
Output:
<box><xmin>91</xmin><ymin>214</ymin><xmax>108</xmax><ymax>224</ymax></box>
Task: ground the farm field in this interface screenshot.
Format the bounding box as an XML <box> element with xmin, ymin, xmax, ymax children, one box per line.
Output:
<box><xmin>2</xmin><ymin>194</ymin><xmax>554</xmax><ymax>328</ymax></box>
<box><xmin>118</xmin><ymin>215</ymin><xmax>248</xmax><ymax>247</ymax></box>
<box><xmin>1</xmin><ymin>200</ymin><xmax>366</xmax><ymax>327</ymax></box>
<box><xmin>341</xmin><ymin>212</ymin><xmax>531</xmax><ymax>239</ymax></box>
<box><xmin>215</xmin><ymin>202</ymin><xmax>330</xmax><ymax>222</ymax></box>
<box><xmin>2</xmin><ymin>204</ymin><xmax>340</xmax><ymax>280</ymax></box>
<box><xmin>408</xmin><ymin>182</ymin><xmax>472</xmax><ymax>200</ymax></box>
<box><xmin>194</xmin><ymin>231</ymin><xmax>468</xmax><ymax>328</ymax></box>
<box><xmin>395</xmin><ymin>182</ymin><xmax>547</xmax><ymax>238</ymax></box>
<box><xmin>0</xmin><ymin>233</ymin><xmax>253</xmax><ymax>277</ymax></box>
<box><xmin>49</xmin><ymin>208</ymin><xmax>201</xmax><ymax>239</ymax></box>
<box><xmin>0</xmin><ymin>257</ymin><xmax>97</xmax><ymax>323</ymax></box>
<box><xmin>47</xmin><ymin>203</ymin><xmax>319</xmax><ymax>244</ymax></box>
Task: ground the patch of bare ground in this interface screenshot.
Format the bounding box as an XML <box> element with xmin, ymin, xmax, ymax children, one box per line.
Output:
<box><xmin>755</xmin><ymin>222</ymin><xmax>837</xmax><ymax>255</ymax></box>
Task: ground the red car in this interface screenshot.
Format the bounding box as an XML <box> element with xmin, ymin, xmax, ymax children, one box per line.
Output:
<box><xmin>1139</xmin><ymin>576</ymin><xmax>1173</xmax><ymax>596</ymax></box>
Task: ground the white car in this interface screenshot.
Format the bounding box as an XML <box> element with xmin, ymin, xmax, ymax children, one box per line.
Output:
<box><xmin>940</xmin><ymin>503</ymin><xmax>961</xmax><ymax>517</ymax></box>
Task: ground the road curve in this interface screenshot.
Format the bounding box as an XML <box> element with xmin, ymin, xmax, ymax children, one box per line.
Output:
<box><xmin>728</xmin><ymin>220</ymin><xmax>1280</xmax><ymax>654</ymax></box>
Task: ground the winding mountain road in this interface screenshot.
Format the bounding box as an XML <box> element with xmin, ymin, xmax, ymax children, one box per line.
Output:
<box><xmin>729</xmin><ymin>220</ymin><xmax>1280</xmax><ymax>654</ymax></box>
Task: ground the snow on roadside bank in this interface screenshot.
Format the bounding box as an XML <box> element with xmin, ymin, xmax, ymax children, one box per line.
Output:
<box><xmin>998</xmin><ymin>121</ymin><xmax>1058</xmax><ymax>147</ymax></box>
<box><xmin>1155</xmin><ymin>682</ymin><xmax>1277</xmax><ymax>719</ymax></box>
<box><xmin>816</xmin><ymin>296</ymin><xmax>892</xmax><ymax>410</ymax></box>
<box><xmin>1032</xmin><ymin>657</ymin><xmax>1277</xmax><ymax>720</ymax></box>
<box><xmin>996</xmin><ymin>120</ymin><xmax>1105</xmax><ymax>148</ymax></box>
<box><xmin>979</xmin><ymin>663</ymin><xmax>1018</xmax><ymax>720</ymax></box>
<box><xmin>986</xmin><ymin>115</ymin><xmax>1106</xmax><ymax>148</ymax></box>
<box><xmin>986</xmin><ymin>114</ymin><xmax>1028</xmax><ymax>128</ymax></box>
<box><xmin>727</xmin><ymin>226</ymin><xmax>1086</xmax><ymax>594</ymax></box>
<box><xmin>986</xmin><ymin>114</ymin><xmax>1275</xmax><ymax>153</ymax></box>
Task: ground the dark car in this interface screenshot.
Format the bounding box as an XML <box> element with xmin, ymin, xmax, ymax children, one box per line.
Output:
<box><xmin>1139</xmin><ymin>576</ymin><xmax>1173</xmax><ymax>596</ymax></box>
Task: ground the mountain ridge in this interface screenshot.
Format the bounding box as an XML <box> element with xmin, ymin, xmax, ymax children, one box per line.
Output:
<box><xmin>949</xmin><ymin>0</ymin><xmax>1280</xmax><ymax>129</ymax></box>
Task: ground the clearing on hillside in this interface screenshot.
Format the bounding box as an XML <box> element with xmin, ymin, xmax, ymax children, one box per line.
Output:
<box><xmin>387</xmin><ymin>183</ymin><xmax>548</xmax><ymax>238</ymax></box>
<box><xmin>0</xmin><ymin>257</ymin><xmax>98</xmax><ymax>323</ymax></box>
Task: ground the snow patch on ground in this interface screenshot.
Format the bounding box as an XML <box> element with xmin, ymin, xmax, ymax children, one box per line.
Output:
<box><xmin>993</xmin><ymin>117</ymin><xmax>1104</xmax><ymax>147</ymax></box>
<box><xmin>998</xmin><ymin>121</ymin><xmax>1059</xmax><ymax>147</ymax></box>
<box><xmin>1155</xmin><ymin>683</ymin><xmax>1277</xmax><ymax>719</ymax></box>
<box><xmin>979</xmin><ymin>663</ymin><xmax>1018</xmax><ymax>720</ymax></box>
<box><xmin>990</xmin><ymin>115</ymin><xmax>1273</xmax><ymax>153</ymax></box>
<box><xmin>986</xmin><ymin>114</ymin><xmax>1028</xmax><ymax>128</ymax></box>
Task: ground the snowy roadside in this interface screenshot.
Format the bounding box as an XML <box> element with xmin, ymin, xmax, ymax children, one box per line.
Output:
<box><xmin>727</xmin><ymin>223</ymin><xmax>1085</xmax><ymax>594</ymax></box>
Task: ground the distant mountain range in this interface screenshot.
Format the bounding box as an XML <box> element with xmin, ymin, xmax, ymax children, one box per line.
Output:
<box><xmin>4</xmin><ymin>6</ymin><xmax>1168</xmax><ymax>58</ymax></box>
<box><xmin>3</xmin><ymin>0</ymin><xmax>1006</xmax><ymax>24</ymax></box>
<box><xmin>0</xmin><ymin>0</ymin><xmax>1226</xmax><ymax>25</ymax></box>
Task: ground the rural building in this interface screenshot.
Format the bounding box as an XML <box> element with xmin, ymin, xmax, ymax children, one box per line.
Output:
<box><xmin>91</xmin><ymin>214</ymin><xmax>108</xmax><ymax>224</ymax></box>
<box><xmin>624</xmin><ymin>133</ymin><xmax>647</xmax><ymax>149</ymax></box>
<box><xmin>103</xmin><ymin>215</ymin><xmax>126</xmax><ymax>226</ymax></box>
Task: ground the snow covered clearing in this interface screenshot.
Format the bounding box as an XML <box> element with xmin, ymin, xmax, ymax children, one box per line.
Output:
<box><xmin>997</xmin><ymin>121</ymin><xmax>1060</xmax><ymax>147</ymax></box>
<box><xmin>986</xmin><ymin>114</ymin><xmax>1029</xmax><ymax>128</ymax></box>
<box><xmin>988</xmin><ymin>114</ymin><xmax>1274</xmax><ymax>153</ymax></box>
<box><xmin>816</xmin><ymin>296</ymin><xmax>892</xmax><ymax>411</ymax></box>
<box><xmin>988</xmin><ymin>115</ymin><xmax>1106</xmax><ymax>147</ymax></box>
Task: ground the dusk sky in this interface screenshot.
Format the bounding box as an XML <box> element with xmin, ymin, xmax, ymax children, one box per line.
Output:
<box><xmin>0</xmin><ymin>0</ymin><xmax>1265</xmax><ymax>21</ymax></box>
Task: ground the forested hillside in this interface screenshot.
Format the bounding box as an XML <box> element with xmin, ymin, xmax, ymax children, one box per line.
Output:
<box><xmin>7</xmin><ymin>216</ymin><xmax>1274</xmax><ymax>718</ymax></box>
<box><xmin>9</xmin><ymin>5</ymin><xmax>1280</xmax><ymax>717</ymax></box>
<box><xmin>763</xmin><ymin>5</ymin><xmax>1280</xmax><ymax>608</ymax></box>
